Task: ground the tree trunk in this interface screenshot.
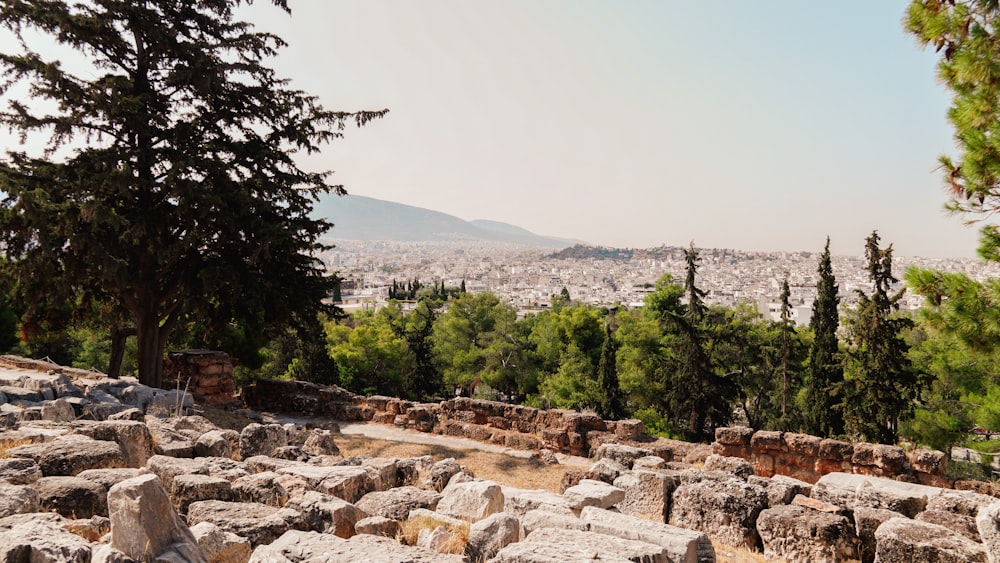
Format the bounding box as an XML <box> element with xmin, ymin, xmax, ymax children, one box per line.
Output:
<box><xmin>135</xmin><ymin>313</ymin><xmax>165</xmax><ymax>389</ymax></box>
<box><xmin>107</xmin><ymin>326</ymin><xmax>136</xmax><ymax>379</ymax></box>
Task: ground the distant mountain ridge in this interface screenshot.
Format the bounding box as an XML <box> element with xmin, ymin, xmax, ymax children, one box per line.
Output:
<box><xmin>313</xmin><ymin>194</ymin><xmax>578</xmax><ymax>248</ymax></box>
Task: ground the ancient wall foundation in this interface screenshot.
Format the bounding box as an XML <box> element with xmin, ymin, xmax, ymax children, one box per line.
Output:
<box><xmin>163</xmin><ymin>349</ymin><xmax>237</xmax><ymax>406</ymax></box>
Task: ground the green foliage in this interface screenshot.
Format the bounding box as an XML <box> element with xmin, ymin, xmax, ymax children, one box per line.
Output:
<box><xmin>0</xmin><ymin>0</ymin><xmax>385</xmax><ymax>388</ymax></box>
<box><xmin>597</xmin><ymin>322</ymin><xmax>626</xmax><ymax>420</ymax></box>
<box><xmin>804</xmin><ymin>237</ymin><xmax>845</xmax><ymax>436</ymax></box>
<box><xmin>632</xmin><ymin>407</ymin><xmax>680</xmax><ymax>440</ymax></box>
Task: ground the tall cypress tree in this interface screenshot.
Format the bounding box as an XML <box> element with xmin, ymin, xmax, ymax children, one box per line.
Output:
<box><xmin>805</xmin><ymin>238</ymin><xmax>844</xmax><ymax>436</ymax></box>
<box><xmin>844</xmin><ymin>231</ymin><xmax>920</xmax><ymax>444</ymax></box>
<box><xmin>597</xmin><ymin>322</ymin><xmax>625</xmax><ymax>420</ymax></box>
<box><xmin>778</xmin><ymin>277</ymin><xmax>793</xmax><ymax>420</ymax></box>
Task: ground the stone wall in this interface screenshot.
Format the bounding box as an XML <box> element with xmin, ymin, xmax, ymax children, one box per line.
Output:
<box><xmin>242</xmin><ymin>378</ymin><xmax>707</xmax><ymax>461</ymax></box>
<box><xmin>713</xmin><ymin>426</ymin><xmax>949</xmax><ymax>487</ymax></box>
<box><xmin>163</xmin><ymin>350</ymin><xmax>237</xmax><ymax>406</ymax></box>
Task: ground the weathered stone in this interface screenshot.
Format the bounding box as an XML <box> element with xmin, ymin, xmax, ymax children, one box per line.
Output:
<box><xmin>756</xmin><ymin>504</ymin><xmax>861</xmax><ymax>563</ymax></box>
<box><xmin>247</xmin><ymin>530</ymin><xmax>465</xmax><ymax>563</ymax></box>
<box><xmin>91</xmin><ymin>543</ymin><xmax>136</xmax><ymax>563</ymax></box>
<box><xmin>231</xmin><ymin>471</ymin><xmax>290</xmax><ymax>507</ymax></box>
<box><xmin>678</xmin><ymin>468</ymin><xmax>734</xmax><ymax>485</ymax></box>
<box><xmin>38</xmin><ymin>433</ymin><xmax>125</xmax><ymax>476</ymax></box>
<box><xmin>494</xmin><ymin>527</ymin><xmax>663</xmax><ymax>563</ymax></box>
<box><xmin>559</xmin><ymin>469</ymin><xmax>585</xmax><ymax>492</ymax></box>
<box><xmin>354</xmin><ymin>515</ymin><xmax>400</xmax><ymax>538</ymax></box>
<box><xmin>146</xmin><ymin>390</ymin><xmax>195</xmax><ymax>418</ymax></box>
<box><xmin>762</xmin><ymin>474</ymin><xmax>812</xmax><ymax>506</ymax></box>
<box><xmin>417</xmin><ymin>525</ymin><xmax>455</xmax><ymax>553</ymax></box>
<box><xmin>0</xmin><ymin>456</ymin><xmax>42</xmax><ymax>484</ymax></box>
<box><xmin>811</xmin><ymin>472</ymin><xmax>942</xmax><ymax>518</ymax></box>
<box><xmin>195</xmin><ymin>430</ymin><xmax>234</xmax><ymax>459</ymax></box>
<box><xmin>107</xmin><ymin>473</ymin><xmax>207</xmax><ymax>562</ymax></box>
<box><xmin>581</xmin><ymin>506</ymin><xmax>715</xmax><ymax>563</ymax></box>
<box><xmin>585</xmin><ymin>457</ymin><xmax>629</xmax><ymax>484</ymax></box>
<box><xmin>703</xmin><ymin>454</ymin><xmax>754</xmax><ymax>479</ymax></box>
<box><xmin>36</xmin><ymin>475</ymin><xmax>108</xmax><ymax>518</ymax></box>
<box><xmin>670</xmin><ymin>477</ymin><xmax>768</xmax><ymax>550</ymax></box>
<box><xmin>615</xmin><ymin>418</ymin><xmax>645</xmax><ymax>440</ymax></box>
<box><xmin>0</xmin><ymin>481</ymin><xmax>38</xmax><ymax>517</ymax></box>
<box><xmin>419</xmin><ymin>457</ymin><xmax>462</xmax><ymax>492</ymax></box>
<box><xmin>910</xmin><ymin>448</ymin><xmax>947</xmax><ymax>475</ymax></box>
<box><xmin>276</xmin><ymin>464</ymin><xmax>375</xmax><ymax>503</ymax></box>
<box><xmin>875</xmin><ymin>517</ymin><xmax>986</xmax><ymax>563</ymax></box>
<box><xmin>239</xmin><ymin>423</ymin><xmax>288</xmax><ymax>460</ymax></box>
<box><xmin>714</xmin><ymin>426</ymin><xmax>754</xmax><ymax>447</ymax></box>
<box><xmin>929</xmin><ymin>489</ymin><xmax>998</xmax><ymax>517</ymax></box>
<box><xmin>613</xmin><ymin>469</ymin><xmax>676</xmax><ymax>522</ymax></box>
<box><xmin>119</xmin><ymin>384</ymin><xmax>155</xmax><ymax>410</ymax></box>
<box><xmin>271</xmin><ymin>446</ymin><xmax>311</xmax><ymax>462</ymax></box>
<box><xmin>302</xmin><ymin>429</ymin><xmax>341</xmax><ymax>456</ymax></box>
<box><xmin>283</xmin><ymin>490</ymin><xmax>366</xmax><ymax>538</ymax></box>
<box><xmin>243</xmin><ymin>455</ymin><xmax>304</xmax><ymax>474</ymax></box>
<box><xmin>39</xmin><ymin>398</ymin><xmax>75</xmax><ymax>421</ymax></box>
<box><xmin>917</xmin><ymin>509</ymin><xmax>980</xmax><ymax>542</ymax></box>
<box><xmin>437</xmin><ymin>479</ymin><xmax>505</xmax><ymax>521</ymax></box>
<box><xmin>465</xmin><ymin>511</ymin><xmax>520</xmax><ymax>562</ymax></box>
<box><xmin>147</xmin><ymin>454</ymin><xmax>210</xmax><ymax>491</ymax></box>
<box><xmin>360</xmin><ymin>457</ymin><xmax>400</xmax><ymax>491</ymax></box>
<box><xmin>976</xmin><ymin>500</ymin><xmax>1000</xmax><ymax>563</ymax></box>
<box><xmin>186</xmin><ymin>500</ymin><xmax>306</xmax><ymax>547</ymax></box>
<box><xmin>147</xmin><ymin>421</ymin><xmax>196</xmax><ymax>457</ymax></box>
<box><xmin>407</xmin><ymin>507</ymin><xmax>468</xmax><ymax>531</ymax></box>
<box><xmin>0</xmin><ymin>519</ymin><xmax>93</xmax><ymax>562</ymax></box>
<box><xmin>203</xmin><ymin>456</ymin><xmax>250</xmax><ymax>481</ymax></box>
<box><xmin>594</xmin><ymin>443</ymin><xmax>654</xmax><ymax>469</ymax></box>
<box><xmin>854</xmin><ymin>506</ymin><xmax>905</xmax><ymax>563</ymax></box>
<box><xmin>563</xmin><ymin>478</ymin><xmax>625</xmax><ymax>511</ymax></box>
<box><xmin>356</xmin><ymin>486</ymin><xmax>441</xmax><ymax>520</ymax></box>
<box><xmin>520</xmin><ymin>507</ymin><xmax>586</xmax><ymax>536</ymax></box>
<box><xmin>172</xmin><ymin>473</ymin><xmax>234</xmax><ymax>514</ymax></box>
<box><xmin>501</xmin><ymin>485</ymin><xmax>571</xmax><ymax>516</ymax></box>
<box><xmin>108</xmin><ymin>407</ymin><xmax>145</xmax><ymax>421</ymax></box>
<box><xmin>64</xmin><ymin>514</ymin><xmax>111</xmax><ymax>543</ymax></box>
<box><xmin>77</xmin><ymin>420</ymin><xmax>155</xmax><ymax>468</ymax></box>
<box><xmin>189</xmin><ymin>521</ymin><xmax>252</xmax><ymax>563</ymax></box>
<box><xmin>632</xmin><ymin>455</ymin><xmax>666</xmax><ymax>470</ymax></box>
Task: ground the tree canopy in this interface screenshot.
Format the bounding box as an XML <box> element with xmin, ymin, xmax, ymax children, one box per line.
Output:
<box><xmin>0</xmin><ymin>0</ymin><xmax>385</xmax><ymax>387</ymax></box>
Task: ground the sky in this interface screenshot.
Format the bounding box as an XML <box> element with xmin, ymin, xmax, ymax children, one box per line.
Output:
<box><xmin>237</xmin><ymin>0</ymin><xmax>975</xmax><ymax>259</ymax></box>
<box><xmin>0</xmin><ymin>1</ymin><xmax>981</xmax><ymax>258</ymax></box>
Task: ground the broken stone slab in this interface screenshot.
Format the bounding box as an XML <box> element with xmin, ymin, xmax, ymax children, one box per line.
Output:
<box><xmin>633</xmin><ymin>455</ymin><xmax>667</xmax><ymax>470</ymax></box>
<box><xmin>875</xmin><ymin>517</ymin><xmax>987</xmax><ymax>563</ymax></box>
<box><xmin>929</xmin><ymin>489</ymin><xmax>999</xmax><ymax>517</ymax></box>
<box><xmin>419</xmin><ymin>457</ymin><xmax>462</xmax><ymax>492</ymax></box>
<box><xmin>0</xmin><ymin>481</ymin><xmax>39</xmax><ymax>517</ymax></box>
<box><xmin>500</xmin><ymin>485</ymin><xmax>570</xmax><ymax>516</ymax></box>
<box><xmin>580</xmin><ymin>506</ymin><xmax>715</xmax><ymax>563</ymax></box>
<box><xmin>39</xmin><ymin>398</ymin><xmax>75</xmax><ymax>422</ymax></box>
<box><xmin>172</xmin><ymin>473</ymin><xmax>234</xmax><ymax>514</ymax></box>
<box><xmin>276</xmin><ymin>464</ymin><xmax>375</xmax><ymax>503</ymax></box>
<box><xmin>811</xmin><ymin>471</ymin><xmax>943</xmax><ymax>518</ymax></box>
<box><xmin>916</xmin><ymin>509</ymin><xmax>980</xmax><ymax>542</ymax></box>
<box><xmin>361</xmin><ymin>457</ymin><xmax>400</xmax><ymax>490</ymax></box>
<box><xmin>0</xmin><ymin>519</ymin><xmax>93</xmax><ymax>562</ymax></box>
<box><xmin>355</xmin><ymin>485</ymin><xmax>442</xmax><ymax>520</ymax></box>
<box><xmin>703</xmin><ymin>454</ymin><xmax>754</xmax><ymax>479</ymax></box>
<box><xmin>466</xmin><ymin>512</ymin><xmax>520</xmax><ymax>562</ymax></box>
<box><xmin>593</xmin><ymin>443</ymin><xmax>655</xmax><ymax>469</ymax></box>
<box><xmin>354</xmin><ymin>515</ymin><xmax>400</xmax><ymax>538</ymax></box>
<box><xmin>756</xmin><ymin>504</ymin><xmax>861</xmax><ymax>563</ymax></box>
<box><xmin>247</xmin><ymin>530</ymin><xmax>465</xmax><ymax>563</ymax></box>
<box><xmin>757</xmin><ymin>473</ymin><xmax>813</xmax><ymax>506</ymax></box>
<box><xmin>189</xmin><ymin>521</ymin><xmax>252</xmax><ymax>563</ymax></box>
<box><xmin>303</xmin><ymin>429</ymin><xmax>341</xmax><ymax>457</ymax></box>
<box><xmin>107</xmin><ymin>473</ymin><xmax>207</xmax><ymax>563</ymax></box>
<box><xmin>491</xmin><ymin>527</ymin><xmax>664</xmax><ymax>563</ymax></box>
<box><xmin>854</xmin><ymin>506</ymin><xmax>906</xmax><ymax>563</ymax></box>
<box><xmin>239</xmin><ymin>423</ymin><xmax>288</xmax><ymax>460</ymax></box>
<box><xmin>437</xmin><ymin>479</ymin><xmax>505</xmax><ymax>521</ymax></box>
<box><xmin>0</xmin><ymin>457</ymin><xmax>42</xmax><ymax>484</ymax></box>
<box><xmin>584</xmin><ymin>457</ymin><xmax>629</xmax><ymax>485</ymax></box>
<box><xmin>195</xmin><ymin>429</ymin><xmax>234</xmax><ymax>459</ymax></box>
<box><xmin>563</xmin><ymin>478</ymin><xmax>625</xmax><ymax>511</ymax></box>
<box><xmin>36</xmin><ymin>475</ymin><xmax>108</xmax><ymax>518</ymax></box>
<box><xmin>75</xmin><ymin>419</ymin><xmax>155</xmax><ymax>468</ymax></box>
<box><xmin>283</xmin><ymin>490</ymin><xmax>366</xmax><ymax>538</ymax></box>
<box><xmin>976</xmin><ymin>500</ymin><xmax>1000</xmax><ymax>563</ymax></box>
<box><xmin>37</xmin><ymin>433</ymin><xmax>125</xmax><ymax>476</ymax></box>
<box><xmin>203</xmin><ymin>456</ymin><xmax>251</xmax><ymax>481</ymax></box>
<box><xmin>231</xmin><ymin>471</ymin><xmax>291</xmax><ymax>506</ymax></box>
<box><xmin>669</xmin><ymin>477</ymin><xmax>768</xmax><ymax>550</ymax></box>
<box><xmin>186</xmin><ymin>499</ymin><xmax>307</xmax><ymax>547</ymax></box>
<box><xmin>146</xmin><ymin>454</ymin><xmax>210</xmax><ymax>491</ymax></box>
<box><xmin>146</xmin><ymin>420</ymin><xmax>196</xmax><ymax>457</ymax></box>
<box><xmin>614</xmin><ymin>469</ymin><xmax>677</xmax><ymax>522</ymax></box>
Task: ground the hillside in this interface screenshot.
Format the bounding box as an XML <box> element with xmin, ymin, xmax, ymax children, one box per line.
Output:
<box><xmin>313</xmin><ymin>194</ymin><xmax>576</xmax><ymax>248</ymax></box>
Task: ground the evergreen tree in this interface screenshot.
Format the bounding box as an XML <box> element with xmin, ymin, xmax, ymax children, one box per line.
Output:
<box><xmin>0</xmin><ymin>0</ymin><xmax>385</xmax><ymax>388</ymax></box>
<box><xmin>778</xmin><ymin>277</ymin><xmax>794</xmax><ymax>420</ymax></box>
<box><xmin>597</xmin><ymin>321</ymin><xmax>626</xmax><ymax>420</ymax></box>
<box><xmin>804</xmin><ymin>237</ymin><xmax>844</xmax><ymax>436</ymax></box>
<box><xmin>405</xmin><ymin>299</ymin><xmax>441</xmax><ymax>400</ymax></box>
<box><xmin>460</xmin><ymin>279</ymin><xmax>467</xmax><ymax>294</ymax></box>
<box><xmin>844</xmin><ymin>231</ymin><xmax>921</xmax><ymax>444</ymax></box>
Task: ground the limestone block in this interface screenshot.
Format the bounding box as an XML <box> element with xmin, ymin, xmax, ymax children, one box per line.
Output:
<box><xmin>243</xmin><ymin>455</ymin><xmax>303</xmax><ymax>474</ymax></box>
<box><xmin>276</xmin><ymin>464</ymin><xmax>375</xmax><ymax>503</ymax></box>
<box><xmin>303</xmin><ymin>429</ymin><xmax>341</xmax><ymax>457</ymax></box>
<box><xmin>361</xmin><ymin>457</ymin><xmax>398</xmax><ymax>490</ymax></box>
<box><xmin>247</xmin><ymin>530</ymin><xmax>465</xmax><ymax>563</ymax></box>
<box><xmin>146</xmin><ymin>421</ymin><xmax>196</xmax><ymax>457</ymax></box>
<box><xmin>614</xmin><ymin>418</ymin><xmax>645</xmax><ymax>441</ymax></box>
<box><xmin>195</xmin><ymin>430</ymin><xmax>234</xmax><ymax>459</ymax></box>
<box><xmin>581</xmin><ymin>505</ymin><xmax>714</xmax><ymax>563</ymax></box>
<box><xmin>585</xmin><ymin>457</ymin><xmax>628</xmax><ymax>484</ymax></box>
<box><xmin>231</xmin><ymin>471</ymin><xmax>290</xmax><ymax>507</ymax></box>
<box><xmin>669</xmin><ymin>477</ymin><xmax>768</xmax><ymax>550</ymax></box>
<box><xmin>0</xmin><ymin>520</ymin><xmax>93</xmax><ymax>562</ymax></box>
<box><xmin>36</xmin><ymin>475</ymin><xmax>107</xmax><ymax>518</ymax></box>
<box><xmin>875</xmin><ymin>517</ymin><xmax>986</xmax><ymax>563</ymax></box>
<box><xmin>910</xmin><ymin>448</ymin><xmax>947</xmax><ymax>476</ymax></box>
<box><xmin>239</xmin><ymin>423</ymin><xmax>288</xmax><ymax>460</ymax></box>
<box><xmin>917</xmin><ymin>509</ymin><xmax>980</xmax><ymax>542</ymax></box>
<box><xmin>500</xmin><ymin>485</ymin><xmax>571</xmax><ymax>517</ymax></box>
<box><xmin>354</xmin><ymin>515</ymin><xmax>400</xmax><ymax>538</ymax></box>
<box><xmin>186</xmin><ymin>499</ymin><xmax>307</xmax><ymax>548</ymax></box>
<box><xmin>172</xmin><ymin>473</ymin><xmax>234</xmax><ymax>514</ymax></box>
<box><xmin>38</xmin><ymin>433</ymin><xmax>125</xmax><ymax>476</ymax></box>
<box><xmin>613</xmin><ymin>468</ymin><xmax>676</xmax><ymax>522</ymax></box>
<box><xmin>283</xmin><ymin>490</ymin><xmax>366</xmax><ymax>538</ymax></box>
<box><xmin>593</xmin><ymin>443</ymin><xmax>654</xmax><ymax>469</ymax></box>
<box><xmin>355</xmin><ymin>485</ymin><xmax>441</xmax><ymax>521</ymax></box>
<box><xmin>811</xmin><ymin>471</ymin><xmax>943</xmax><ymax>517</ymax></box>
<box><xmin>419</xmin><ymin>457</ymin><xmax>462</xmax><ymax>492</ymax></box>
<box><xmin>203</xmin><ymin>456</ymin><xmax>250</xmax><ymax>482</ymax></box>
<box><xmin>977</xmin><ymin>500</ymin><xmax>1000</xmax><ymax>563</ymax></box>
<box><xmin>762</xmin><ymin>474</ymin><xmax>812</xmax><ymax>506</ymax></box>
<box><xmin>929</xmin><ymin>489</ymin><xmax>998</xmax><ymax>517</ymax></box>
<box><xmin>633</xmin><ymin>455</ymin><xmax>666</xmax><ymax>470</ymax></box>
<box><xmin>853</xmin><ymin>506</ymin><xmax>905</xmax><ymax>563</ymax></box>
<box><xmin>76</xmin><ymin>420</ymin><xmax>155</xmax><ymax>468</ymax></box>
<box><xmin>146</xmin><ymin>454</ymin><xmax>210</xmax><ymax>491</ymax></box>
<box><xmin>563</xmin><ymin>479</ymin><xmax>625</xmax><ymax>511</ymax></box>
<box><xmin>437</xmin><ymin>479</ymin><xmax>504</xmax><ymax>521</ymax></box>
<box><xmin>756</xmin><ymin>504</ymin><xmax>860</xmax><ymax>563</ymax></box>
<box><xmin>703</xmin><ymin>454</ymin><xmax>753</xmax><ymax>479</ymax></box>
<box><xmin>493</xmin><ymin>527</ymin><xmax>664</xmax><ymax>563</ymax></box>
<box><xmin>190</xmin><ymin>521</ymin><xmax>252</xmax><ymax>563</ymax></box>
<box><xmin>0</xmin><ymin>481</ymin><xmax>38</xmax><ymax>517</ymax></box>
<box><xmin>0</xmin><ymin>457</ymin><xmax>42</xmax><ymax>484</ymax></box>
<box><xmin>39</xmin><ymin>398</ymin><xmax>75</xmax><ymax>422</ymax></box>
<box><xmin>107</xmin><ymin>473</ymin><xmax>207</xmax><ymax>563</ymax></box>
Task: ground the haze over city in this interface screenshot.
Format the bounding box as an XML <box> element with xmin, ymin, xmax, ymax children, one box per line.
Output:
<box><xmin>244</xmin><ymin>0</ymin><xmax>976</xmax><ymax>259</ymax></box>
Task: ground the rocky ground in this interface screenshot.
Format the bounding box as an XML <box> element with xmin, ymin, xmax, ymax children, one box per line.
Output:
<box><xmin>1</xmin><ymin>362</ymin><xmax>1000</xmax><ymax>562</ymax></box>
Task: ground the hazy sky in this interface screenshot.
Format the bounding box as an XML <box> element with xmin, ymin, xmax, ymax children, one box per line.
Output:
<box><xmin>239</xmin><ymin>0</ymin><xmax>978</xmax><ymax>258</ymax></box>
<box><xmin>0</xmin><ymin>1</ymin><xmax>980</xmax><ymax>258</ymax></box>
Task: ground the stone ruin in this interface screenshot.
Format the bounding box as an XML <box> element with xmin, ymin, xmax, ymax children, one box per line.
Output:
<box><xmin>1</xmin><ymin>357</ymin><xmax>1000</xmax><ymax>561</ymax></box>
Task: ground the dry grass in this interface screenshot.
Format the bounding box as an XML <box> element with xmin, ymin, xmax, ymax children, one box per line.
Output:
<box><xmin>198</xmin><ymin>404</ymin><xmax>258</xmax><ymax>431</ymax></box>
<box><xmin>335</xmin><ymin>433</ymin><xmax>570</xmax><ymax>493</ymax></box>
<box><xmin>0</xmin><ymin>438</ymin><xmax>33</xmax><ymax>459</ymax></box>
<box><xmin>399</xmin><ymin>514</ymin><xmax>469</xmax><ymax>554</ymax></box>
<box><xmin>713</xmin><ymin>541</ymin><xmax>786</xmax><ymax>563</ymax></box>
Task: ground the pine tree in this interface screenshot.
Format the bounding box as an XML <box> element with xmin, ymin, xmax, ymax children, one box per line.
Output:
<box><xmin>804</xmin><ymin>238</ymin><xmax>845</xmax><ymax>436</ymax></box>
<box><xmin>0</xmin><ymin>0</ymin><xmax>385</xmax><ymax>388</ymax></box>
<box><xmin>778</xmin><ymin>277</ymin><xmax>793</xmax><ymax>419</ymax></box>
<box><xmin>844</xmin><ymin>231</ymin><xmax>921</xmax><ymax>444</ymax></box>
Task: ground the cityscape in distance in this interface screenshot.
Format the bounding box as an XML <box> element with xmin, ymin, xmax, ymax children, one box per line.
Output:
<box><xmin>318</xmin><ymin>195</ymin><xmax>1000</xmax><ymax>325</ymax></box>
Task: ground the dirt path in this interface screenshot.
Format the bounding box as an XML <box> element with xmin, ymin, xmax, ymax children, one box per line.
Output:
<box><xmin>258</xmin><ymin>412</ymin><xmax>591</xmax><ymax>468</ymax></box>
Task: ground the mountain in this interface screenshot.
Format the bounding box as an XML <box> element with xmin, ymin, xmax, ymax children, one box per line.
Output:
<box><xmin>313</xmin><ymin>194</ymin><xmax>577</xmax><ymax>248</ymax></box>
